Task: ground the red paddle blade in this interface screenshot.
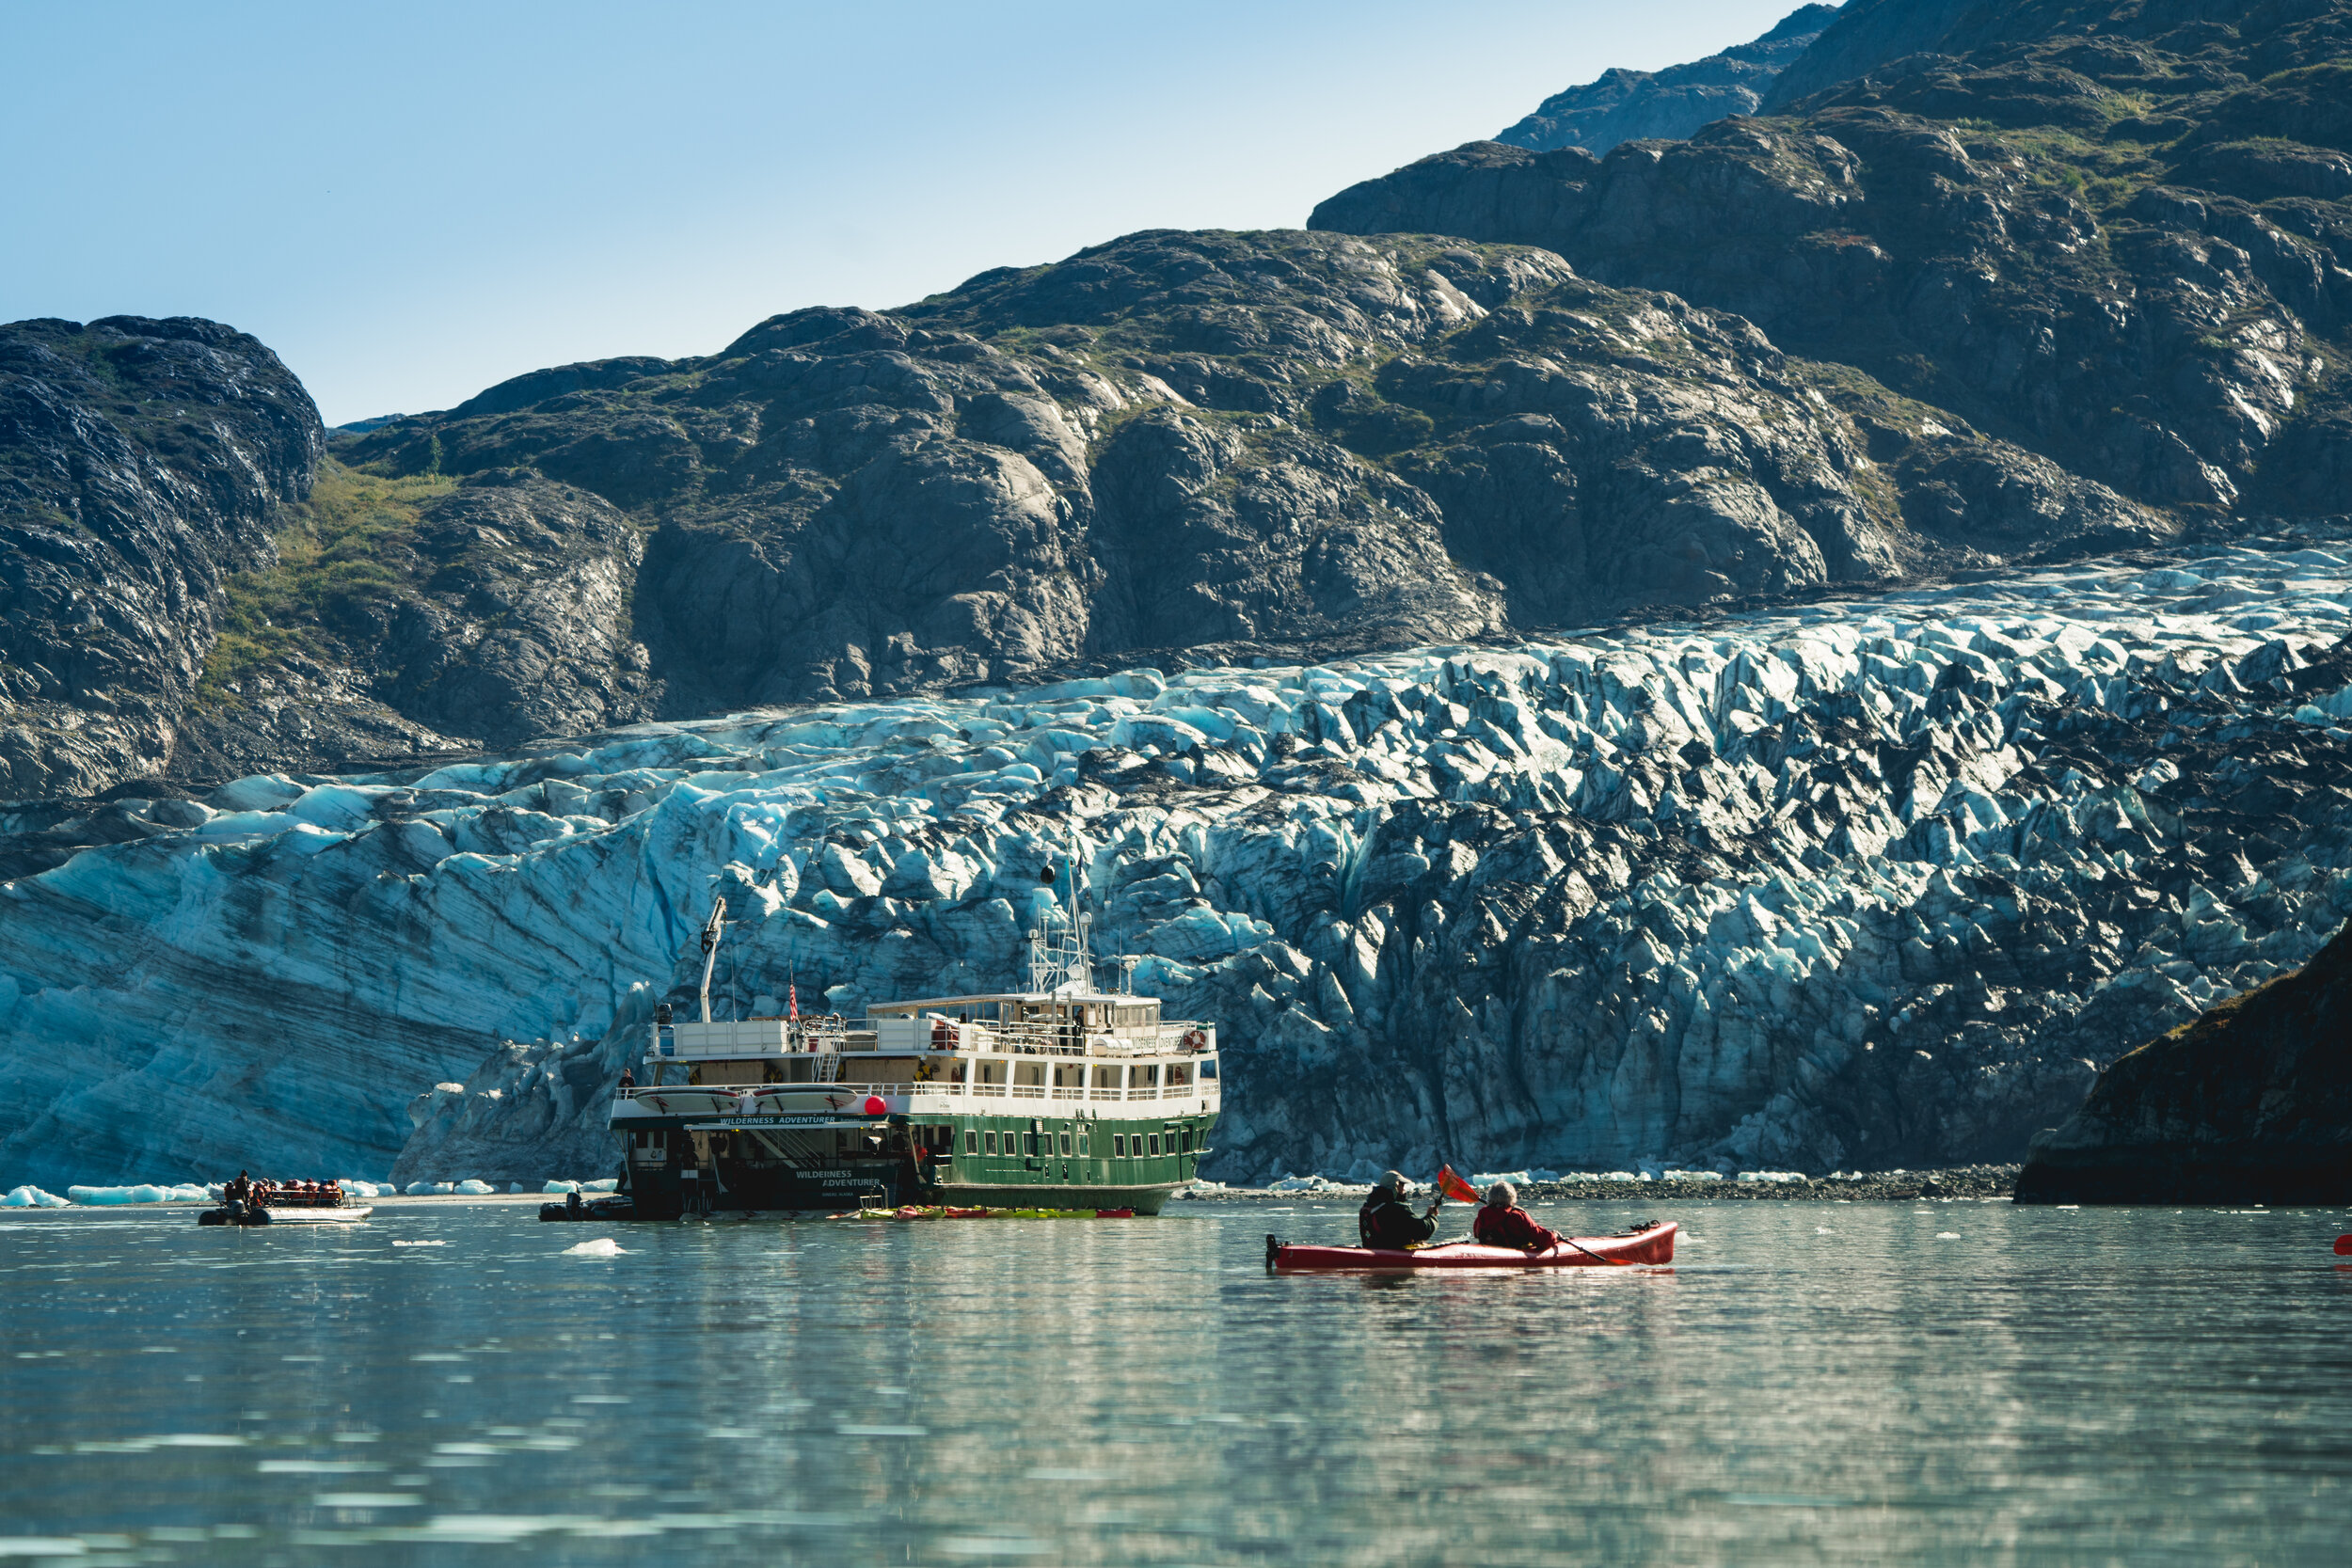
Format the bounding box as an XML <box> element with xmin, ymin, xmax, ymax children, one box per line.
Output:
<box><xmin>2335</xmin><ymin>1235</ymin><xmax>2352</xmax><ymax>1256</ymax></box>
<box><xmin>1437</xmin><ymin>1165</ymin><xmax>1481</xmax><ymax>1205</ymax></box>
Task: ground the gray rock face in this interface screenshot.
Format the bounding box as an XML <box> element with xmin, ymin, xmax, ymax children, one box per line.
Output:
<box><xmin>1760</xmin><ymin>0</ymin><xmax>1974</xmax><ymax>110</ymax></box>
<box><xmin>1498</xmin><ymin>4</ymin><xmax>1838</xmax><ymax>156</ymax></box>
<box><xmin>342</xmin><ymin>229</ymin><xmax>2172</xmax><ymax>732</ymax></box>
<box><xmin>373</xmin><ymin>472</ymin><xmax>654</xmax><ymax>747</ymax></box>
<box><xmin>1311</xmin><ymin>3</ymin><xmax>2352</xmax><ymax>524</ymax></box>
<box><xmin>0</xmin><ymin>317</ymin><xmax>323</xmax><ymax>797</ymax></box>
<box><xmin>179</xmin><ymin>468</ymin><xmax>657</xmax><ymax>777</ymax></box>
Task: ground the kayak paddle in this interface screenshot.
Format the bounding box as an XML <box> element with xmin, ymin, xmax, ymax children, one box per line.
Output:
<box><xmin>2336</xmin><ymin>1234</ymin><xmax>2351</xmax><ymax>1256</ymax></box>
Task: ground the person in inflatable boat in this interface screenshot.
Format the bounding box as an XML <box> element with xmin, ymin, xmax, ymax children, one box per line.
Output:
<box><xmin>1359</xmin><ymin>1170</ymin><xmax>1438</xmax><ymax>1249</ymax></box>
<box><xmin>1472</xmin><ymin>1181</ymin><xmax>1559</xmax><ymax>1251</ymax></box>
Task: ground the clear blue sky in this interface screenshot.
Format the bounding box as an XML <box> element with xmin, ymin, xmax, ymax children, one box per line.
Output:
<box><xmin>3</xmin><ymin>2</ymin><xmax>1807</xmax><ymax>425</ymax></box>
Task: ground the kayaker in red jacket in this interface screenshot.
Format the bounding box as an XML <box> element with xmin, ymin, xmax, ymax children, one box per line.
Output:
<box><xmin>1359</xmin><ymin>1171</ymin><xmax>1438</xmax><ymax>1249</ymax></box>
<box><xmin>1472</xmin><ymin>1181</ymin><xmax>1559</xmax><ymax>1251</ymax></box>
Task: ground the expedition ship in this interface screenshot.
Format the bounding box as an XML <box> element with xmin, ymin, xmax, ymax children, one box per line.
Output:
<box><xmin>608</xmin><ymin>876</ymin><xmax>1219</xmax><ymax>1217</ymax></box>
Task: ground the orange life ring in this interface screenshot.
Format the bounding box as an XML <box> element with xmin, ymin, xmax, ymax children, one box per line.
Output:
<box><xmin>1182</xmin><ymin>1029</ymin><xmax>1207</xmax><ymax>1052</ymax></box>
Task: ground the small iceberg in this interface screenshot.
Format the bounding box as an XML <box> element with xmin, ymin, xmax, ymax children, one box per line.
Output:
<box><xmin>563</xmin><ymin>1237</ymin><xmax>625</xmax><ymax>1257</ymax></box>
<box><xmin>67</xmin><ymin>1183</ymin><xmax>211</xmax><ymax>1205</ymax></box>
<box><xmin>454</xmin><ymin>1180</ymin><xmax>495</xmax><ymax>1196</ymax></box>
<box><xmin>3</xmin><ymin>1185</ymin><xmax>70</xmax><ymax>1208</ymax></box>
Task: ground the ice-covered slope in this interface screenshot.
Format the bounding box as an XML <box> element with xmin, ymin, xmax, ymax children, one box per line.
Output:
<box><xmin>5</xmin><ymin>532</ymin><xmax>2351</xmax><ymax>1189</ymax></box>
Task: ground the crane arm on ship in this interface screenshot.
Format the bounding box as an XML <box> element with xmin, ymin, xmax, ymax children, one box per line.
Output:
<box><xmin>698</xmin><ymin>896</ymin><xmax>727</xmax><ymax>1024</ymax></box>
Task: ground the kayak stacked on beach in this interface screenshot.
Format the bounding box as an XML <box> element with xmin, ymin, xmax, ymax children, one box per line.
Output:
<box><xmin>1269</xmin><ymin>1221</ymin><xmax>1677</xmax><ymax>1271</ymax></box>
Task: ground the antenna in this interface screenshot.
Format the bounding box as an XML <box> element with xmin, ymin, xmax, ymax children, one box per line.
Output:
<box><xmin>697</xmin><ymin>895</ymin><xmax>727</xmax><ymax>1023</ymax></box>
<box><xmin>1023</xmin><ymin>830</ymin><xmax>1097</xmax><ymax>995</ymax></box>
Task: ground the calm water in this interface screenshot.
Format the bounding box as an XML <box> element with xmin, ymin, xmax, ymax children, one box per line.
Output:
<box><xmin>2</xmin><ymin>1196</ymin><xmax>2348</xmax><ymax>1566</ymax></box>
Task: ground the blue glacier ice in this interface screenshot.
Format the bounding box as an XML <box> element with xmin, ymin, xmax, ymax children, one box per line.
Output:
<box><xmin>4</xmin><ymin>535</ymin><xmax>2352</xmax><ymax>1188</ymax></box>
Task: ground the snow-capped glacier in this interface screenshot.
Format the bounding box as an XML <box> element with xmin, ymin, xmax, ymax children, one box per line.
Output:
<box><xmin>5</xmin><ymin>532</ymin><xmax>2352</xmax><ymax>1189</ymax></box>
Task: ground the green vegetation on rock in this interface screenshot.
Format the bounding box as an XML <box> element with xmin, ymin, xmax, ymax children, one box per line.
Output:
<box><xmin>199</xmin><ymin>460</ymin><xmax>454</xmax><ymax>703</ymax></box>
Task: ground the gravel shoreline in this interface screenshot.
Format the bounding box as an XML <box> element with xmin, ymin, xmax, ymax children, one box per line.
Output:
<box><xmin>1180</xmin><ymin>1164</ymin><xmax>2023</xmax><ymax>1204</ymax></box>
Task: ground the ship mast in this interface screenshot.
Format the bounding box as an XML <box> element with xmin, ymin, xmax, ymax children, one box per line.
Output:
<box><xmin>1025</xmin><ymin>831</ymin><xmax>1093</xmax><ymax>994</ymax></box>
<box><xmin>697</xmin><ymin>896</ymin><xmax>727</xmax><ymax>1023</ymax></box>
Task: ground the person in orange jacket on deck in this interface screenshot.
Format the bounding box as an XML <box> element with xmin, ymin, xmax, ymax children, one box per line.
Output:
<box><xmin>1472</xmin><ymin>1181</ymin><xmax>1559</xmax><ymax>1251</ymax></box>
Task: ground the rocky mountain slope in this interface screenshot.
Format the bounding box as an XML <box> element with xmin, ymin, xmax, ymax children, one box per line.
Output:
<box><xmin>1314</xmin><ymin>0</ymin><xmax>2352</xmax><ymax>524</ymax></box>
<box><xmin>1497</xmin><ymin>4</ymin><xmax>1839</xmax><ymax>156</ymax></box>
<box><xmin>0</xmin><ymin>317</ymin><xmax>321</xmax><ymax>797</ymax></box>
<box><xmin>331</xmin><ymin>228</ymin><xmax>2158</xmax><ymax>720</ymax></box>
<box><xmin>2015</xmin><ymin>916</ymin><xmax>2351</xmax><ymax>1204</ymax></box>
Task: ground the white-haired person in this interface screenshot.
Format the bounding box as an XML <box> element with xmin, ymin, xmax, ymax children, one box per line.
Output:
<box><xmin>1472</xmin><ymin>1180</ymin><xmax>1559</xmax><ymax>1252</ymax></box>
<box><xmin>1358</xmin><ymin>1170</ymin><xmax>1439</xmax><ymax>1250</ymax></box>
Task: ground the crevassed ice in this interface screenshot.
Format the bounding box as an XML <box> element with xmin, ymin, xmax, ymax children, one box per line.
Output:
<box><xmin>2</xmin><ymin>538</ymin><xmax>2350</xmax><ymax>1187</ymax></box>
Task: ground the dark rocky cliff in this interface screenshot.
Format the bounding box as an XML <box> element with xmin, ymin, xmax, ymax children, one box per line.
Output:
<box><xmin>1498</xmin><ymin>4</ymin><xmax>1840</xmax><ymax>156</ymax></box>
<box><xmin>0</xmin><ymin>317</ymin><xmax>322</xmax><ymax>796</ymax></box>
<box><xmin>1313</xmin><ymin>0</ymin><xmax>2352</xmax><ymax>525</ymax></box>
<box><xmin>339</xmin><ymin>229</ymin><xmax>2164</xmax><ymax>725</ymax></box>
<box><xmin>2015</xmin><ymin>921</ymin><xmax>2352</xmax><ymax>1204</ymax></box>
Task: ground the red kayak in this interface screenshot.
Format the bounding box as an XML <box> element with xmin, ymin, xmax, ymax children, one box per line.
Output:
<box><xmin>1270</xmin><ymin>1220</ymin><xmax>1676</xmax><ymax>1272</ymax></box>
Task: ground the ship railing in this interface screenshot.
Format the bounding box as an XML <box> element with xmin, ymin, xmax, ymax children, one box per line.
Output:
<box><xmin>1125</xmin><ymin>1087</ymin><xmax>1159</xmax><ymax>1101</ymax></box>
<box><xmin>1009</xmin><ymin>1085</ymin><xmax>1046</xmax><ymax>1100</ymax></box>
<box><xmin>880</xmin><ymin>1021</ymin><xmax>1214</xmax><ymax>1057</ymax></box>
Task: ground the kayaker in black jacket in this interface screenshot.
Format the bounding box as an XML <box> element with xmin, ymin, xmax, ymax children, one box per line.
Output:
<box><xmin>1359</xmin><ymin>1170</ymin><xmax>1438</xmax><ymax>1250</ymax></box>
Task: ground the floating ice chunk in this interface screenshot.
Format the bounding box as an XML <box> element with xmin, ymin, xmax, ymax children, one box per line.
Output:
<box><xmin>391</xmin><ymin>1240</ymin><xmax>446</xmax><ymax>1247</ymax></box>
<box><xmin>405</xmin><ymin>1182</ymin><xmax>455</xmax><ymax>1196</ymax></box>
<box><xmin>3</xmin><ymin>1185</ymin><xmax>69</xmax><ymax>1208</ymax></box>
<box><xmin>69</xmin><ymin>1184</ymin><xmax>174</xmax><ymax>1204</ymax></box>
<box><xmin>454</xmin><ymin>1180</ymin><xmax>495</xmax><ymax>1196</ymax></box>
<box><xmin>563</xmin><ymin>1237</ymin><xmax>625</xmax><ymax>1257</ymax></box>
<box><xmin>543</xmin><ymin>1180</ymin><xmax>580</xmax><ymax>1195</ymax></box>
<box><xmin>1937</xmin><ymin>1232</ymin><xmax>1963</xmax><ymax>1240</ymax></box>
<box><xmin>580</xmin><ymin>1180</ymin><xmax>617</xmax><ymax>1193</ymax></box>
<box><xmin>1736</xmin><ymin>1171</ymin><xmax>1808</xmax><ymax>1184</ymax></box>
<box><xmin>1268</xmin><ymin>1175</ymin><xmax>1328</xmax><ymax>1192</ymax></box>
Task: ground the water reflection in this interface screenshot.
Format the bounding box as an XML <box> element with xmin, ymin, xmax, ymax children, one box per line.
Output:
<box><xmin>0</xmin><ymin>1200</ymin><xmax>2347</xmax><ymax>1563</ymax></box>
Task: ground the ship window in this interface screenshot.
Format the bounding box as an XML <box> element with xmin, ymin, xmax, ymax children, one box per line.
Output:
<box><xmin>1079</xmin><ymin>1132</ymin><xmax>1089</xmax><ymax>1156</ymax></box>
<box><xmin>986</xmin><ymin>1131</ymin><xmax>999</xmax><ymax>1155</ymax></box>
<box><xmin>1200</xmin><ymin>1058</ymin><xmax>1217</xmax><ymax>1080</ymax></box>
<box><xmin>1148</xmin><ymin>1134</ymin><xmax>1161</xmax><ymax>1157</ymax></box>
<box><xmin>1113</xmin><ymin>1134</ymin><xmax>1126</xmax><ymax>1158</ymax></box>
<box><xmin>1058</xmin><ymin>1132</ymin><xmax>1071</xmax><ymax>1156</ymax></box>
<box><xmin>964</xmin><ymin>1131</ymin><xmax>977</xmax><ymax>1155</ymax></box>
<box><xmin>1181</xmin><ymin>1129</ymin><xmax>1193</xmax><ymax>1153</ymax></box>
